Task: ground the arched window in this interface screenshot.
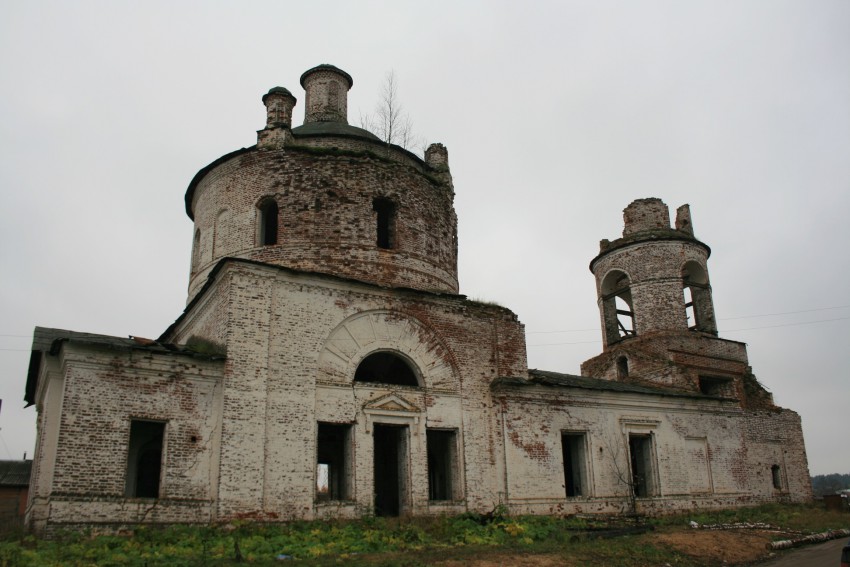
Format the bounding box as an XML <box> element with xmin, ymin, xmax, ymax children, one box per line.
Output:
<box><xmin>600</xmin><ymin>270</ymin><xmax>635</xmax><ymax>345</ymax></box>
<box><xmin>372</xmin><ymin>197</ymin><xmax>396</xmax><ymax>249</ymax></box>
<box><xmin>354</xmin><ymin>351</ymin><xmax>418</xmax><ymax>387</ymax></box>
<box><xmin>682</xmin><ymin>261</ymin><xmax>717</xmax><ymax>334</ymax></box>
<box><xmin>259</xmin><ymin>199</ymin><xmax>279</xmax><ymax>246</ymax></box>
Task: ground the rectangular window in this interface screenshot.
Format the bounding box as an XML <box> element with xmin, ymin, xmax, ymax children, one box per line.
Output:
<box><xmin>427</xmin><ymin>429</ymin><xmax>458</xmax><ymax>501</ymax></box>
<box><xmin>317</xmin><ymin>423</ymin><xmax>352</xmax><ymax>501</ymax></box>
<box><xmin>125</xmin><ymin>420</ymin><xmax>165</xmax><ymax>498</ymax></box>
<box><xmin>698</xmin><ymin>375</ymin><xmax>734</xmax><ymax>397</ymax></box>
<box><xmin>373</xmin><ymin>198</ymin><xmax>396</xmax><ymax>249</ymax></box>
<box><xmin>771</xmin><ymin>465</ymin><xmax>782</xmax><ymax>490</ymax></box>
<box><xmin>561</xmin><ymin>433</ymin><xmax>587</xmax><ymax>497</ymax></box>
<box><xmin>628</xmin><ymin>434</ymin><xmax>656</xmax><ymax>498</ymax></box>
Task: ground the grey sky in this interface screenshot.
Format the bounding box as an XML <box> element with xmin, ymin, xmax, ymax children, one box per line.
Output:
<box><xmin>1</xmin><ymin>1</ymin><xmax>847</xmax><ymax>476</ymax></box>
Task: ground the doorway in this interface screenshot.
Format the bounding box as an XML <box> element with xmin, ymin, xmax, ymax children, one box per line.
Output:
<box><xmin>373</xmin><ymin>424</ymin><xmax>408</xmax><ymax>516</ymax></box>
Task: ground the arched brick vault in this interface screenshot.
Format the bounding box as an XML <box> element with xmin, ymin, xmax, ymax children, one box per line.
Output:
<box><xmin>317</xmin><ymin>310</ymin><xmax>460</xmax><ymax>392</ymax></box>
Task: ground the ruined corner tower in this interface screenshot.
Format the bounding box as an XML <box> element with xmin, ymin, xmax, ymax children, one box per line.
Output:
<box><xmin>582</xmin><ymin>198</ymin><xmax>771</xmax><ymax>406</ymax></box>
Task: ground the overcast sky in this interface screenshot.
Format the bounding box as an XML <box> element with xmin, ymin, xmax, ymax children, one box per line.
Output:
<box><xmin>1</xmin><ymin>1</ymin><xmax>847</xmax><ymax>477</ymax></box>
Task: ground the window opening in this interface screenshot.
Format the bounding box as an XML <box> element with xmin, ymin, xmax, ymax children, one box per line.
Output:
<box><xmin>698</xmin><ymin>375</ymin><xmax>733</xmax><ymax>397</ymax></box>
<box><xmin>628</xmin><ymin>434</ymin><xmax>655</xmax><ymax>498</ymax></box>
<box><xmin>561</xmin><ymin>433</ymin><xmax>587</xmax><ymax>498</ymax></box>
<box><xmin>616</xmin><ymin>356</ymin><xmax>629</xmax><ymax>379</ymax></box>
<box><xmin>125</xmin><ymin>420</ymin><xmax>165</xmax><ymax>498</ymax></box>
<box><xmin>354</xmin><ymin>352</ymin><xmax>418</xmax><ymax>387</ymax></box>
<box><xmin>317</xmin><ymin>423</ymin><xmax>352</xmax><ymax>501</ymax></box>
<box><xmin>373</xmin><ymin>424</ymin><xmax>408</xmax><ymax>517</ymax></box>
<box><xmin>600</xmin><ymin>271</ymin><xmax>636</xmax><ymax>345</ymax></box>
<box><xmin>259</xmin><ymin>200</ymin><xmax>279</xmax><ymax>246</ymax></box>
<box><xmin>682</xmin><ymin>261</ymin><xmax>717</xmax><ymax>334</ymax></box>
<box><xmin>373</xmin><ymin>198</ymin><xmax>396</xmax><ymax>249</ymax></box>
<box><xmin>771</xmin><ymin>465</ymin><xmax>782</xmax><ymax>490</ymax></box>
<box><xmin>683</xmin><ymin>285</ymin><xmax>697</xmax><ymax>329</ymax></box>
<box><xmin>427</xmin><ymin>429</ymin><xmax>458</xmax><ymax>501</ymax></box>
<box><xmin>615</xmin><ymin>296</ymin><xmax>636</xmax><ymax>338</ymax></box>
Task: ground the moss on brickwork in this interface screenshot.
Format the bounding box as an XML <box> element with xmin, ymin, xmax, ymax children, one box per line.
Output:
<box><xmin>185</xmin><ymin>336</ymin><xmax>226</xmax><ymax>356</ymax></box>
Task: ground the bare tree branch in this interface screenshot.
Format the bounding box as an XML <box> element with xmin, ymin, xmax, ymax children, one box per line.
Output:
<box><xmin>360</xmin><ymin>70</ymin><xmax>424</xmax><ymax>153</ymax></box>
<box><xmin>601</xmin><ymin>431</ymin><xmax>638</xmax><ymax>515</ymax></box>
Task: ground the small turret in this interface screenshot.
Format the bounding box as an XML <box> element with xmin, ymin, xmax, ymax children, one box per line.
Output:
<box><xmin>257</xmin><ymin>87</ymin><xmax>296</xmax><ymax>150</ymax></box>
<box><xmin>300</xmin><ymin>64</ymin><xmax>353</xmax><ymax>124</ymax></box>
<box><xmin>425</xmin><ymin>143</ymin><xmax>449</xmax><ymax>170</ymax></box>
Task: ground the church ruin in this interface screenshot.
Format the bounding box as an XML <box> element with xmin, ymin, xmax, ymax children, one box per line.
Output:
<box><xmin>23</xmin><ymin>65</ymin><xmax>811</xmax><ymax>533</ymax></box>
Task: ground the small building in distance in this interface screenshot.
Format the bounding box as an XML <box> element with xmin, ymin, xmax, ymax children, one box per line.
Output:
<box><xmin>0</xmin><ymin>459</ymin><xmax>32</xmax><ymax>532</ymax></box>
<box><xmin>23</xmin><ymin>65</ymin><xmax>811</xmax><ymax>534</ymax></box>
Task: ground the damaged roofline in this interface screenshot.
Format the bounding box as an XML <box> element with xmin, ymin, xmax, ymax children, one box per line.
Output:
<box><xmin>160</xmin><ymin>257</ymin><xmax>518</xmax><ymax>343</ymax></box>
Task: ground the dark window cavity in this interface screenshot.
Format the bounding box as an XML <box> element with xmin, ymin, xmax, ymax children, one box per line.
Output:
<box><xmin>373</xmin><ymin>197</ymin><xmax>396</xmax><ymax>249</ymax></box>
<box><xmin>125</xmin><ymin>420</ymin><xmax>165</xmax><ymax>498</ymax></box>
<box><xmin>427</xmin><ymin>429</ymin><xmax>458</xmax><ymax>501</ymax></box>
<box><xmin>259</xmin><ymin>199</ymin><xmax>279</xmax><ymax>246</ymax></box>
<box><xmin>628</xmin><ymin>434</ymin><xmax>655</xmax><ymax>498</ymax></box>
<box><xmin>354</xmin><ymin>351</ymin><xmax>418</xmax><ymax>387</ymax></box>
<box><xmin>316</xmin><ymin>423</ymin><xmax>352</xmax><ymax>501</ymax></box>
<box><xmin>698</xmin><ymin>375</ymin><xmax>734</xmax><ymax>397</ymax></box>
<box><xmin>771</xmin><ymin>464</ymin><xmax>782</xmax><ymax>490</ymax></box>
<box><xmin>561</xmin><ymin>433</ymin><xmax>587</xmax><ymax>498</ymax></box>
<box><xmin>616</xmin><ymin>356</ymin><xmax>629</xmax><ymax>379</ymax></box>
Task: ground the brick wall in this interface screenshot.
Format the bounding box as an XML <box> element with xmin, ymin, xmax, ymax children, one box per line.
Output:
<box><xmin>165</xmin><ymin>260</ymin><xmax>527</xmax><ymax>521</ymax></box>
<box><xmin>494</xmin><ymin>384</ymin><xmax>811</xmax><ymax>516</ymax></box>
<box><xmin>27</xmin><ymin>344</ymin><xmax>223</xmax><ymax>532</ymax></box>
<box><xmin>187</xmin><ymin>144</ymin><xmax>458</xmax><ymax>302</ymax></box>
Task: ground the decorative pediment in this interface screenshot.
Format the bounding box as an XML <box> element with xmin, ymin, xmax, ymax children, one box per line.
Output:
<box><xmin>364</xmin><ymin>393</ymin><xmax>420</xmax><ymax>413</ymax></box>
<box><xmin>362</xmin><ymin>393</ymin><xmax>421</xmax><ymax>433</ymax></box>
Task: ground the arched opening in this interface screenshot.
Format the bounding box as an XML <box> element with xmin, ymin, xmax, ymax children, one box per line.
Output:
<box><xmin>259</xmin><ymin>199</ymin><xmax>279</xmax><ymax>246</ymax></box>
<box><xmin>372</xmin><ymin>197</ymin><xmax>396</xmax><ymax>249</ymax></box>
<box><xmin>682</xmin><ymin>261</ymin><xmax>716</xmax><ymax>334</ymax></box>
<box><xmin>354</xmin><ymin>351</ymin><xmax>418</xmax><ymax>387</ymax></box>
<box><xmin>600</xmin><ymin>270</ymin><xmax>636</xmax><ymax>345</ymax></box>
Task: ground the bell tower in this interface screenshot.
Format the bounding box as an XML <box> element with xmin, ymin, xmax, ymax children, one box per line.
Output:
<box><xmin>581</xmin><ymin>198</ymin><xmax>764</xmax><ymax>402</ymax></box>
<box><xmin>590</xmin><ymin>198</ymin><xmax>717</xmax><ymax>349</ymax></box>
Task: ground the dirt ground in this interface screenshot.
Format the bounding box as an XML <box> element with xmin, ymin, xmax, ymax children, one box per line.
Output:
<box><xmin>654</xmin><ymin>528</ymin><xmax>776</xmax><ymax>564</ymax></box>
<box><xmin>432</xmin><ymin>528</ymin><xmax>780</xmax><ymax>566</ymax></box>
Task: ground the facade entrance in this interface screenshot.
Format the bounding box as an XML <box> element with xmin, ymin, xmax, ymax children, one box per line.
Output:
<box><xmin>373</xmin><ymin>424</ymin><xmax>408</xmax><ymax>517</ymax></box>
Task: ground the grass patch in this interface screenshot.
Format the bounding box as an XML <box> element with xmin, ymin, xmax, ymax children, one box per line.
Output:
<box><xmin>1</xmin><ymin>504</ymin><xmax>847</xmax><ymax>566</ymax></box>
